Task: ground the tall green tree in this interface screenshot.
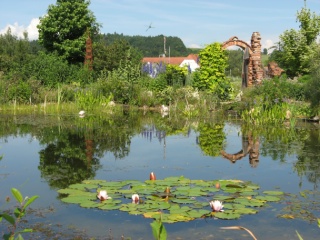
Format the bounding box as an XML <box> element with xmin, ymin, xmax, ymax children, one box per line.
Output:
<box><xmin>37</xmin><ymin>0</ymin><xmax>100</xmax><ymax>64</ymax></box>
<box><xmin>276</xmin><ymin>1</ymin><xmax>320</xmax><ymax>77</ymax></box>
<box><xmin>193</xmin><ymin>42</ymin><xmax>232</xmax><ymax>100</ymax></box>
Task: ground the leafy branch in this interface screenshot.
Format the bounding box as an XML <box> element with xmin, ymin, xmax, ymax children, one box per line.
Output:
<box><xmin>0</xmin><ymin>188</ymin><xmax>38</xmax><ymax>240</ymax></box>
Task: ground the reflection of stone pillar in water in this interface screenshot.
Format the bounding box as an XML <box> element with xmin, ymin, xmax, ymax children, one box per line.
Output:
<box><xmin>242</xmin><ymin>135</ymin><xmax>250</xmax><ymax>155</ymax></box>
<box><xmin>249</xmin><ymin>137</ymin><xmax>260</xmax><ymax>167</ymax></box>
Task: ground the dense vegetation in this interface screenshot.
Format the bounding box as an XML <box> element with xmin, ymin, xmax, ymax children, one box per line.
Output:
<box><xmin>0</xmin><ymin>0</ymin><xmax>319</xmax><ymax>120</ymax></box>
<box><xmin>101</xmin><ymin>33</ymin><xmax>189</xmax><ymax>57</ymax></box>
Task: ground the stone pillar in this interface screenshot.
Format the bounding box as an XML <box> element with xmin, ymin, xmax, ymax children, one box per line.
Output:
<box><xmin>250</xmin><ymin>32</ymin><xmax>263</xmax><ymax>84</ymax></box>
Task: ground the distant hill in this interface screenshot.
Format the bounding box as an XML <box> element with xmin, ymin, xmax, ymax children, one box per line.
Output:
<box><xmin>100</xmin><ymin>33</ymin><xmax>198</xmax><ymax>57</ymax></box>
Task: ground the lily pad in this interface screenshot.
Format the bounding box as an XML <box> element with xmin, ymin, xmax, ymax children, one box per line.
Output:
<box><xmin>57</xmin><ymin>177</ymin><xmax>289</xmax><ymax>223</ymax></box>
<box><xmin>213</xmin><ymin>211</ymin><xmax>241</xmax><ymax>220</ymax></box>
<box><xmin>256</xmin><ymin>195</ymin><xmax>281</xmax><ymax>202</ymax></box>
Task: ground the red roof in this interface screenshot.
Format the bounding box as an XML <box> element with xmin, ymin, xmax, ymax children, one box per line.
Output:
<box><xmin>142</xmin><ymin>54</ymin><xmax>198</xmax><ymax>66</ymax></box>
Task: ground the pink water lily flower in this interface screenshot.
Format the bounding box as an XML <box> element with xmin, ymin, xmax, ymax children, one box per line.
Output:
<box><xmin>97</xmin><ymin>190</ymin><xmax>111</xmax><ymax>201</ymax></box>
<box><xmin>210</xmin><ymin>200</ymin><xmax>224</xmax><ymax>212</ymax></box>
<box><xmin>132</xmin><ymin>194</ymin><xmax>139</xmax><ymax>204</ymax></box>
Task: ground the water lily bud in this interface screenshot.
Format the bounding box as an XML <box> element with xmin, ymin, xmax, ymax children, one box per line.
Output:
<box><xmin>164</xmin><ymin>187</ymin><xmax>171</xmax><ymax>194</ymax></box>
<box><xmin>150</xmin><ymin>172</ymin><xmax>156</xmax><ymax>180</ymax></box>
<box><xmin>215</xmin><ymin>182</ymin><xmax>220</xmax><ymax>189</ymax></box>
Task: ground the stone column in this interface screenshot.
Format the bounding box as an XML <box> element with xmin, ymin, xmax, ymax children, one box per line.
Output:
<box><xmin>250</xmin><ymin>32</ymin><xmax>263</xmax><ymax>84</ymax></box>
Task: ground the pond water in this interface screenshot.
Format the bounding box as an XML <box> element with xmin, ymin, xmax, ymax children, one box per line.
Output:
<box><xmin>0</xmin><ymin>111</ymin><xmax>319</xmax><ymax>240</ymax></box>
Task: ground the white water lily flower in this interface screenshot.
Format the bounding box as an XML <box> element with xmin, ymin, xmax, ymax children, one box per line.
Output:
<box><xmin>210</xmin><ymin>200</ymin><xmax>224</xmax><ymax>212</ymax></box>
<box><xmin>97</xmin><ymin>190</ymin><xmax>111</xmax><ymax>201</ymax></box>
<box><xmin>132</xmin><ymin>194</ymin><xmax>139</xmax><ymax>204</ymax></box>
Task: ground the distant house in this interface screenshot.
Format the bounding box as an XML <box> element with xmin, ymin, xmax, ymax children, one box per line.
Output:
<box><xmin>142</xmin><ymin>54</ymin><xmax>200</xmax><ymax>72</ymax></box>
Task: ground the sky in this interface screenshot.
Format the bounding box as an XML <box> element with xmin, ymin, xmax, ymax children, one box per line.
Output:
<box><xmin>1</xmin><ymin>0</ymin><xmax>320</xmax><ymax>51</ymax></box>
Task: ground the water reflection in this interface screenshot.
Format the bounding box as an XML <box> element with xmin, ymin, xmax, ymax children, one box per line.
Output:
<box><xmin>221</xmin><ymin>132</ymin><xmax>260</xmax><ymax>167</ymax></box>
<box><xmin>0</xmin><ymin>113</ymin><xmax>319</xmax><ymax>189</ymax></box>
<box><xmin>38</xmin><ymin>131</ymin><xmax>101</xmax><ymax>189</ymax></box>
<box><xmin>0</xmin><ymin>112</ymin><xmax>320</xmax><ymax>239</ymax></box>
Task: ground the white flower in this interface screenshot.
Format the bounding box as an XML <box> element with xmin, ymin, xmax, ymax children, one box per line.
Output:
<box><xmin>210</xmin><ymin>200</ymin><xmax>224</xmax><ymax>212</ymax></box>
<box><xmin>132</xmin><ymin>194</ymin><xmax>139</xmax><ymax>204</ymax></box>
<box><xmin>79</xmin><ymin>110</ymin><xmax>85</xmax><ymax>117</ymax></box>
<box><xmin>97</xmin><ymin>190</ymin><xmax>111</xmax><ymax>201</ymax></box>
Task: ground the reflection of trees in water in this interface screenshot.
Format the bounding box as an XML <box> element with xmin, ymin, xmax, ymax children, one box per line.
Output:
<box><xmin>237</xmin><ymin>123</ymin><xmax>320</xmax><ymax>187</ymax></box>
<box><xmin>38</xmin><ymin>130</ymin><xmax>101</xmax><ymax>189</ymax></box>
<box><xmin>294</xmin><ymin>127</ymin><xmax>320</xmax><ymax>188</ymax></box>
<box><xmin>1</xmin><ymin>113</ymin><xmax>320</xmax><ymax>188</ymax></box>
<box><xmin>36</xmin><ymin>114</ymin><xmax>140</xmax><ymax>189</ymax></box>
<box><xmin>197</xmin><ymin>123</ymin><xmax>225</xmax><ymax>157</ymax></box>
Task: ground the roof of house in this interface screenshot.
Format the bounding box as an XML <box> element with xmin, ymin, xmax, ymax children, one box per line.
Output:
<box><xmin>142</xmin><ymin>54</ymin><xmax>199</xmax><ymax>66</ymax></box>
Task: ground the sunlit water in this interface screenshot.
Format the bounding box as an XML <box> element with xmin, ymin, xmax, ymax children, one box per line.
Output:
<box><xmin>0</xmin><ymin>113</ymin><xmax>319</xmax><ymax>239</ymax></box>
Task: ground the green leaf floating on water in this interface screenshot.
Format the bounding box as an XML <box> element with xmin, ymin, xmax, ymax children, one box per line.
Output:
<box><xmin>57</xmin><ymin>177</ymin><xmax>286</xmax><ymax>223</ymax></box>
<box><xmin>262</xmin><ymin>191</ymin><xmax>284</xmax><ymax>196</ymax></box>
<box><xmin>256</xmin><ymin>195</ymin><xmax>281</xmax><ymax>202</ymax></box>
<box><xmin>213</xmin><ymin>211</ymin><xmax>241</xmax><ymax>220</ymax></box>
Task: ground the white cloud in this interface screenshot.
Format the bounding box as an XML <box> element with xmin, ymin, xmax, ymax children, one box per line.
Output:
<box><xmin>188</xmin><ymin>43</ymin><xmax>202</xmax><ymax>49</ymax></box>
<box><xmin>263</xmin><ymin>39</ymin><xmax>275</xmax><ymax>50</ymax></box>
<box><xmin>0</xmin><ymin>18</ymin><xmax>39</xmax><ymax>40</ymax></box>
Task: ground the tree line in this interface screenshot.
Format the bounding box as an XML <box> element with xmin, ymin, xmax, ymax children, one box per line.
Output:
<box><xmin>0</xmin><ymin>0</ymin><xmax>319</xmax><ymax>114</ymax></box>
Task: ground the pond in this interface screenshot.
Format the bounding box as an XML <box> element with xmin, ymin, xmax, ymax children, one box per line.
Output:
<box><xmin>0</xmin><ymin>111</ymin><xmax>319</xmax><ymax>239</ymax></box>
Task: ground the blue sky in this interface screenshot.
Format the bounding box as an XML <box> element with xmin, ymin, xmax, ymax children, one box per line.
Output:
<box><xmin>1</xmin><ymin>0</ymin><xmax>319</xmax><ymax>51</ymax></box>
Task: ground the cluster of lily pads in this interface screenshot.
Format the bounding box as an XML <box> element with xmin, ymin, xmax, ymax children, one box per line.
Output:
<box><xmin>58</xmin><ymin>175</ymin><xmax>283</xmax><ymax>223</ymax></box>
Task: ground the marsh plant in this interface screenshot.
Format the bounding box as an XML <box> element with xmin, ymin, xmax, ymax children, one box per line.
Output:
<box><xmin>0</xmin><ymin>188</ymin><xmax>38</xmax><ymax>240</ymax></box>
<box><xmin>75</xmin><ymin>88</ymin><xmax>113</xmax><ymax>111</ymax></box>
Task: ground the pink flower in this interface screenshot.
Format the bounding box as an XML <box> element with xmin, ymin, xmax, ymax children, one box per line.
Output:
<box><xmin>132</xmin><ymin>194</ymin><xmax>140</xmax><ymax>204</ymax></box>
<box><xmin>210</xmin><ymin>200</ymin><xmax>224</xmax><ymax>212</ymax></box>
<box><xmin>97</xmin><ymin>190</ymin><xmax>111</xmax><ymax>201</ymax></box>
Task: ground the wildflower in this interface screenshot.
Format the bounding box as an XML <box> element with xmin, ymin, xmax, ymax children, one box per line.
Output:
<box><xmin>210</xmin><ymin>200</ymin><xmax>224</xmax><ymax>212</ymax></box>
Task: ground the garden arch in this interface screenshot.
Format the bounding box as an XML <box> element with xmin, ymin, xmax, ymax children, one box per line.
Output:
<box><xmin>222</xmin><ymin>32</ymin><xmax>264</xmax><ymax>87</ymax></box>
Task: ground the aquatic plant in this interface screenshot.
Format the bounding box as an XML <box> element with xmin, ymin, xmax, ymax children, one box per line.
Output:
<box><xmin>0</xmin><ymin>188</ymin><xmax>39</xmax><ymax>240</ymax></box>
<box><xmin>57</xmin><ymin>176</ymin><xmax>284</xmax><ymax>223</ymax></box>
<box><xmin>150</xmin><ymin>217</ymin><xmax>167</xmax><ymax>240</ymax></box>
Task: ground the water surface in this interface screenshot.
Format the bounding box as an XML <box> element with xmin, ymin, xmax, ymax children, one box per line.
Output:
<box><xmin>0</xmin><ymin>112</ymin><xmax>319</xmax><ymax>239</ymax></box>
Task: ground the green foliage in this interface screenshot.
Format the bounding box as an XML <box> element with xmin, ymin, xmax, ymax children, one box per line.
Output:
<box><xmin>7</xmin><ymin>80</ymin><xmax>32</xmax><ymax>104</ymax></box>
<box><xmin>94</xmin><ymin>48</ymin><xmax>142</xmax><ymax>105</ymax></box>
<box><xmin>150</xmin><ymin>218</ymin><xmax>167</xmax><ymax>240</ymax></box>
<box><xmin>93</xmin><ymin>39</ymin><xmax>142</xmax><ymax>73</ymax></box>
<box><xmin>37</xmin><ymin>0</ymin><xmax>100</xmax><ymax>64</ymax></box>
<box><xmin>225</xmin><ymin>49</ymin><xmax>243</xmax><ymax>77</ymax></box>
<box><xmin>75</xmin><ymin>88</ymin><xmax>112</xmax><ymax>111</ymax></box>
<box><xmin>193</xmin><ymin>42</ymin><xmax>232</xmax><ymax>100</ymax></box>
<box><xmin>275</xmin><ymin>4</ymin><xmax>320</xmax><ymax>77</ymax></box>
<box><xmin>0</xmin><ymin>28</ymin><xmax>33</xmax><ymax>73</ymax></box>
<box><xmin>163</xmin><ymin>64</ymin><xmax>187</xmax><ymax>87</ymax></box>
<box><xmin>240</xmin><ymin>76</ymin><xmax>308</xmax><ymax>124</ymax></box>
<box><xmin>101</xmin><ymin>33</ymin><xmax>188</xmax><ymax>57</ymax></box>
<box><xmin>0</xmin><ymin>188</ymin><xmax>38</xmax><ymax>240</ymax></box>
<box><xmin>304</xmin><ymin>44</ymin><xmax>320</xmax><ymax>114</ymax></box>
<box><xmin>23</xmin><ymin>51</ymin><xmax>71</xmax><ymax>87</ymax></box>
